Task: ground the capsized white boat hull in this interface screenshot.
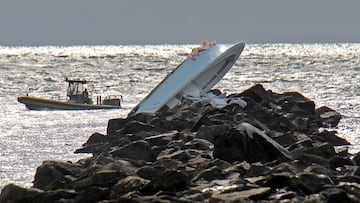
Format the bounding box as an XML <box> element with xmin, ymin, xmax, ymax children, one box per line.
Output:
<box><xmin>130</xmin><ymin>42</ymin><xmax>245</xmax><ymax>116</ymax></box>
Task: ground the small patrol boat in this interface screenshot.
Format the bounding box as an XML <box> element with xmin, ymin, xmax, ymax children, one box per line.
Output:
<box><xmin>18</xmin><ymin>78</ymin><xmax>122</xmax><ymax>110</ymax></box>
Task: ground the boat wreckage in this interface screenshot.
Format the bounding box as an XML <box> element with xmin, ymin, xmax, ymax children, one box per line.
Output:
<box><xmin>129</xmin><ymin>41</ymin><xmax>246</xmax><ymax>116</ymax></box>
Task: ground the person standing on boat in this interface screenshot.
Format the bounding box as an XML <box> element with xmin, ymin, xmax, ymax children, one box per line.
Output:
<box><xmin>83</xmin><ymin>88</ymin><xmax>91</xmax><ymax>104</ymax></box>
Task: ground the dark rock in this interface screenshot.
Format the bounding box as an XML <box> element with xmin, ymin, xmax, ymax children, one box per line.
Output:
<box><xmin>125</xmin><ymin>132</ymin><xmax>147</xmax><ymax>142</ymax></box>
<box><xmin>341</xmin><ymin>165</ymin><xmax>360</xmax><ymax>177</ymax></box>
<box><xmin>320</xmin><ymin>187</ymin><xmax>351</xmax><ymax>203</ymax></box>
<box><xmin>296</xmin><ymin>172</ymin><xmax>334</xmax><ymax>194</ymax></box>
<box><xmin>209</xmin><ymin>187</ymin><xmax>271</xmax><ymax>202</ymax></box>
<box><xmin>192</xmin><ymin>166</ymin><xmax>224</xmax><ymax>181</ymax></box>
<box><xmin>335</xmin><ymin>175</ymin><xmax>360</xmax><ymax>185</ymax></box>
<box><xmin>263</xmin><ymin>172</ymin><xmax>295</xmax><ymax>189</ymax></box>
<box><xmin>353</xmin><ymin>151</ymin><xmax>360</xmax><ymax>166</ymax></box>
<box><xmin>302</xmin><ymin>194</ymin><xmax>324</xmax><ymax>202</ymax></box>
<box><xmin>115</xmin><ymin>198</ymin><xmax>146</xmax><ymax>203</ymax></box>
<box><xmin>336</xmin><ymin>182</ymin><xmax>360</xmax><ymax>201</ymax></box>
<box><xmin>213</xmin><ymin>123</ymin><xmax>292</xmax><ymax>163</ymax></box>
<box><xmin>108</xmin><ymin>136</ymin><xmax>132</xmax><ymax>147</ymax></box>
<box><xmin>291</xmin><ymin>97</ymin><xmax>316</xmax><ymax>115</ymax></box>
<box><xmin>81</xmin><ymin>154</ymin><xmax>138</xmax><ymax>174</ymax></box>
<box><xmin>176</xmin><ymin>131</ymin><xmax>196</xmax><ymax>143</ymax></box>
<box><xmin>157</xmin><ymin>149</ymin><xmax>201</xmax><ymax>162</ymax></box>
<box><xmin>72</xmin><ymin>169</ymin><xmax>127</xmax><ymax>189</ymax></box>
<box><xmin>329</xmin><ymin>155</ymin><xmax>354</xmax><ymax>169</ymax></box>
<box><xmin>236</xmin><ymin>84</ymin><xmax>270</xmax><ymax>104</ymax></box>
<box><xmin>33</xmin><ymin>160</ymin><xmax>82</xmax><ymax>190</ymax></box>
<box><xmin>107</xmin><ymin>117</ymin><xmax>128</xmax><ymax>136</ymax></box>
<box><xmin>224</xmin><ymin>161</ymin><xmax>250</xmax><ymax>176</ymax></box>
<box><xmin>152</xmin><ymin>113</ymin><xmax>200</xmax><ymax>133</ymax></box>
<box><xmin>81</xmin><ymin>132</ymin><xmax>109</xmax><ymax>146</ymax></box>
<box><xmin>316</xmin><ymin>106</ymin><xmax>342</xmax><ymax>127</ymax></box>
<box><xmin>151</xmin><ymin>145</ymin><xmax>167</xmax><ymax>157</ymax></box>
<box><xmin>121</xmin><ymin>120</ymin><xmax>155</xmax><ymax>134</ymax></box>
<box><xmin>144</xmin><ymin>130</ymin><xmax>179</xmax><ymax>146</ymax></box>
<box><xmin>305</xmin><ymin>142</ymin><xmax>337</xmax><ymax>159</ymax></box>
<box><xmin>191</xmin><ymin>113</ymin><xmax>223</xmax><ymax>132</ymax></box>
<box><xmin>74</xmin><ymin>142</ymin><xmax>108</xmax><ymax>154</ymax></box>
<box><xmin>184</xmin><ymin>138</ymin><xmax>213</xmax><ymax>151</ymax></box>
<box><xmin>110</xmin><ymin>140</ymin><xmax>156</xmax><ymax>162</ymax></box>
<box><xmin>136</xmin><ymin>165</ymin><xmax>166</xmax><ymax>180</ymax></box>
<box><xmin>222</xmin><ymin>102</ymin><xmax>246</xmax><ymax>116</ymax></box>
<box><xmin>291</xmin><ymin>116</ymin><xmax>312</xmax><ymax>131</ymax></box>
<box><xmin>0</xmin><ymin>186</ymin><xmax>76</xmax><ymax>203</ymax></box>
<box><xmin>111</xmin><ymin>176</ymin><xmax>149</xmax><ymax>196</ymax></box>
<box><xmin>195</xmin><ymin>124</ymin><xmax>232</xmax><ymax>143</ymax></box>
<box><xmin>153</xmin><ymin>158</ymin><xmax>182</xmax><ymax>170</ymax></box>
<box><xmin>295</xmin><ymin>153</ymin><xmax>331</xmax><ymax>168</ymax></box>
<box><xmin>107</xmin><ymin>114</ymin><xmax>152</xmax><ymax>136</ymax></box>
<box><xmin>141</xmin><ymin>169</ymin><xmax>190</xmax><ymax>195</ymax></box>
<box><xmin>244</xmin><ymin>163</ymin><xmax>271</xmax><ymax>178</ymax></box>
<box><xmin>186</xmin><ymin>156</ymin><xmax>213</xmax><ymax>175</ymax></box>
<box><xmin>0</xmin><ymin>184</ymin><xmax>43</xmax><ymax>203</ymax></box>
<box><xmin>74</xmin><ymin>186</ymin><xmax>110</xmax><ymax>203</ymax></box>
<box><xmin>41</xmin><ymin>189</ymin><xmax>77</xmax><ymax>202</ymax></box>
<box><xmin>180</xmin><ymin>192</ymin><xmax>212</xmax><ymax>203</ymax></box>
<box><xmin>277</xmin><ymin>91</ymin><xmax>316</xmax><ymax>115</ymax></box>
<box><xmin>311</xmin><ymin>130</ymin><xmax>351</xmax><ymax>146</ymax></box>
<box><xmin>209</xmin><ymin>159</ymin><xmax>232</xmax><ymax>170</ymax></box>
<box><xmin>268</xmin><ymin>189</ymin><xmax>297</xmax><ymax>201</ymax></box>
<box><xmin>270</xmin><ymin>162</ymin><xmax>299</xmax><ymax>174</ymax></box>
<box><xmin>304</xmin><ymin>165</ymin><xmax>338</xmax><ymax>177</ymax></box>
<box><xmin>336</xmin><ymin>147</ymin><xmax>351</xmax><ymax>158</ymax></box>
<box><xmin>272</xmin><ymin>131</ymin><xmax>297</xmax><ymax>147</ymax></box>
<box><xmin>75</xmin><ymin>132</ymin><xmax>109</xmax><ymax>154</ymax></box>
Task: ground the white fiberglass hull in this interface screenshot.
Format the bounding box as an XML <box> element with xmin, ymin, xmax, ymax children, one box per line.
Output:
<box><xmin>129</xmin><ymin>42</ymin><xmax>245</xmax><ymax>116</ymax></box>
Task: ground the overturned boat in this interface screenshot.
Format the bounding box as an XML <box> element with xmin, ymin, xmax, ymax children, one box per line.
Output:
<box><xmin>18</xmin><ymin>78</ymin><xmax>122</xmax><ymax>110</ymax></box>
<box><xmin>129</xmin><ymin>41</ymin><xmax>245</xmax><ymax>116</ymax></box>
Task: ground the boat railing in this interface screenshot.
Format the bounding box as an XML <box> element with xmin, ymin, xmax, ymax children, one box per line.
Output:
<box><xmin>51</xmin><ymin>95</ymin><xmax>67</xmax><ymax>101</ymax></box>
<box><xmin>103</xmin><ymin>95</ymin><xmax>123</xmax><ymax>100</ymax></box>
<box><xmin>96</xmin><ymin>95</ymin><xmax>123</xmax><ymax>106</ymax></box>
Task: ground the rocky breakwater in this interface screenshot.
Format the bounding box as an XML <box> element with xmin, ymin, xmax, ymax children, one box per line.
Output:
<box><xmin>2</xmin><ymin>84</ymin><xmax>360</xmax><ymax>202</ymax></box>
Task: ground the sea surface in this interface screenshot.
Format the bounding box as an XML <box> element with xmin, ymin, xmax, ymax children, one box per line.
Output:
<box><xmin>1</xmin><ymin>43</ymin><xmax>360</xmax><ymax>190</ymax></box>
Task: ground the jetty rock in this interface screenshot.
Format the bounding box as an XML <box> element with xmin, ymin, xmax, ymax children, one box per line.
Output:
<box><xmin>2</xmin><ymin>84</ymin><xmax>360</xmax><ymax>203</ymax></box>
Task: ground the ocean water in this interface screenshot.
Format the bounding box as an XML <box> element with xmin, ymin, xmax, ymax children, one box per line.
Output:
<box><xmin>1</xmin><ymin>43</ymin><xmax>360</xmax><ymax>189</ymax></box>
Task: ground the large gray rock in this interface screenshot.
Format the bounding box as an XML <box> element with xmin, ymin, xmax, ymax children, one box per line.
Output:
<box><xmin>0</xmin><ymin>184</ymin><xmax>43</xmax><ymax>203</ymax></box>
<box><xmin>209</xmin><ymin>187</ymin><xmax>272</xmax><ymax>202</ymax></box>
<box><xmin>296</xmin><ymin>172</ymin><xmax>335</xmax><ymax>194</ymax></box>
<box><xmin>213</xmin><ymin>122</ymin><xmax>292</xmax><ymax>163</ymax></box>
<box><xmin>72</xmin><ymin>169</ymin><xmax>128</xmax><ymax>189</ymax></box>
<box><xmin>110</xmin><ymin>140</ymin><xmax>156</xmax><ymax>162</ymax></box>
<box><xmin>111</xmin><ymin>176</ymin><xmax>149</xmax><ymax>196</ymax></box>
<box><xmin>316</xmin><ymin>106</ymin><xmax>342</xmax><ymax>127</ymax></box>
<box><xmin>33</xmin><ymin>160</ymin><xmax>83</xmax><ymax>190</ymax></box>
<box><xmin>195</xmin><ymin>124</ymin><xmax>232</xmax><ymax>143</ymax></box>
<box><xmin>141</xmin><ymin>169</ymin><xmax>190</xmax><ymax>195</ymax></box>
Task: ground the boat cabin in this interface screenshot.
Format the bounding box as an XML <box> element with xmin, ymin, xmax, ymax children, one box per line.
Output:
<box><xmin>66</xmin><ymin>78</ymin><xmax>92</xmax><ymax>104</ymax></box>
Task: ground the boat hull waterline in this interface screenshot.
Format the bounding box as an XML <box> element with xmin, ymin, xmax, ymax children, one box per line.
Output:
<box><xmin>18</xmin><ymin>96</ymin><xmax>122</xmax><ymax>110</ymax></box>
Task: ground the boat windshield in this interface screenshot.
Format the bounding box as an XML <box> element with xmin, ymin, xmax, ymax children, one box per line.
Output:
<box><xmin>67</xmin><ymin>81</ymin><xmax>86</xmax><ymax>97</ymax></box>
<box><xmin>65</xmin><ymin>79</ymin><xmax>92</xmax><ymax>104</ymax></box>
